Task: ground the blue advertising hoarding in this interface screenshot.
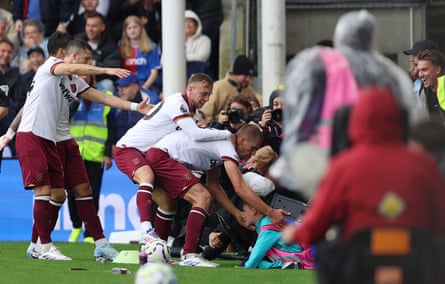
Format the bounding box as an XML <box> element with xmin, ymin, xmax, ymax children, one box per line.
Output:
<box><xmin>0</xmin><ymin>159</ymin><xmax>139</xmax><ymax>242</ymax></box>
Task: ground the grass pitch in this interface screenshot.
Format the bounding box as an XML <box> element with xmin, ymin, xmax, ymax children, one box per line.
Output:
<box><xmin>0</xmin><ymin>242</ymin><xmax>316</xmax><ymax>284</ymax></box>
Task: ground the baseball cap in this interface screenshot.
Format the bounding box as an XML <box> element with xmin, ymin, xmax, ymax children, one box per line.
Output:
<box><xmin>403</xmin><ymin>39</ymin><xmax>439</xmax><ymax>55</ymax></box>
<box><xmin>232</xmin><ymin>55</ymin><xmax>257</xmax><ymax>76</ymax></box>
<box><xmin>115</xmin><ymin>73</ymin><xmax>138</xmax><ymax>87</ymax></box>
<box><xmin>27</xmin><ymin>46</ymin><xmax>45</xmax><ymax>57</ymax></box>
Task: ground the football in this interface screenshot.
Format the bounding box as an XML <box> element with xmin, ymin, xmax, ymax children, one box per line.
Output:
<box><xmin>140</xmin><ymin>239</ymin><xmax>170</xmax><ymax>264</ymax></box>
<box><xmin>135</xmin><ymin>263</ymin><xmax>177</xmax><ymax>284</ymax></box>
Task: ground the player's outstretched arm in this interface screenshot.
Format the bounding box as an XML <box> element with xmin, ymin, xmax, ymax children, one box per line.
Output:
<box><xmin>81</xmin><ymin>88</ymin><xmax>153</xmax><ymax>114</ymax></box>
<box><xmin>206</xmin><ymin>167</ymin><xmax>245</xmax><ymax>226</ymax></box>
<box><xmin>224</xmin><ymin>159</ymin><xmax>290</xmax><ymax>227</ymax></box>
<box><xmin>52</xmin><ymin>63</ymin><xmax>131</xmax><ymax>79</ymax></box>
<box><xmin>176</xmin><ymin>116</ymin><xmax>232</xmax><ymax>142</ymax></box>
<box><xmin>0</xmin><ymin>107</ymin><xmax>23</xmax><ymax>151</ymax></box>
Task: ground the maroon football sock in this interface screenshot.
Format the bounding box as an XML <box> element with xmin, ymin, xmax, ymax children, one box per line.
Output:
<box><xmin>136</xmin><ymin>184</ymin><xmax>154</xmax><ymax>222</ymax></box>
<box><xmin>76</xmin><ymin>196</ymin><xmax>105</xmax><ymax>241</ymax></box>
<box><xmin>48</xmin><ymin>200</ymin><xmax>62</xmax><ymax>232</ymax></box>
<box><xmin>183</xmin><ymin>207</ymin><xmax>207</xmax><ymax>255</ymax></box>
<box><xmin>33</xmin><ymin>197</ymin><xmax>52</xmax><ymax>244</ymax></box>
<box><xmin>154</xmin><ymin>208</ymin><xmax>175</xmax><ymax>241</ymax></box>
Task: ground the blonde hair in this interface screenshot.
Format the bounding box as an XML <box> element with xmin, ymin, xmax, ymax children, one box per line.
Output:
<box><xmin>120</xmin><ymin>16</ymin><xmax>153</xmax><ymax>59</ymax></box>
<box><xmin>247</xmin><ymin>145</ymin><xmax>278</xmax><ymax>170</ymax></box>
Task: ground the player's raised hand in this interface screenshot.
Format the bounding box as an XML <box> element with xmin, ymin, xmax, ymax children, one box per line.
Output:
<box><xmin>268</xmin><ymin>208</ymin><xmax>291</xmax><ymax>227</ymax></box>
<box><xmin>137</xmin><ymin>97</ymin><xmax>154</xmax><ymax>115</ymax></box>
<box><xmin>105</xmin><ymin>68</ymin><xmax>131</xmax><ymax>79</ymax></box>
<box><xmin>0</xmin><ymin>135</ymin><xmax>11</xmax><ymax>151</ymax></box>
<box><xmin>0</xmin><ymin>128</ymin><xmax>15</xmax><ymax>151</ymax></box>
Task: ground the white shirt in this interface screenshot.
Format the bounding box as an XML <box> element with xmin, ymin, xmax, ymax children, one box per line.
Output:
<box><xmin>154</xmin><ymin>131</ymin><xmax>239</xmax><ymax>171</ymax></box>
<box><xmin>116</xmin><ymin>92</ymin><xmax>231</xmax><ymax>153</ymax></box>
<box><xmin>18</xmin><ymin>57</ymin><xmax>89</xmax><ymax>143</ymax></box>
<box><xmin>55</xmin><ymin>74</ymin><xmax>90</xmax><ymax>142</ymax></box>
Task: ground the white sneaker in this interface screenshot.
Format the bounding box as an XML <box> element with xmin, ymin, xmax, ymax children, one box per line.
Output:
<box><xmin>39</xmin><ymin>245</ymin><xmax>72</xmax><ymax>261</ymax></box>
<box><xmin>26</xmin><ymin>243</ymin><xmax>41</xmax><ymax>259</ymax></box>
<box><xmin>179</xmin><ymin>253</ymin><xmax>219</xmax><ymax>268</ymax></box>
<box><xmin>140</xmin><ymin>228</ymin><xmax>161</xmax><ymax>245</ymax></box>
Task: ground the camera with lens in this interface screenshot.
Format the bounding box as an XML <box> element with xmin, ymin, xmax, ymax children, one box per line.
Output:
<box><xmin>271</xmin><ymin>108</ymin><xmax>283</xmax><ymax>122</ymax></box>
<box><xmin>226</xmin><ymin>108</ymin><xmax>244</xmax><ymax>124</ymax></box>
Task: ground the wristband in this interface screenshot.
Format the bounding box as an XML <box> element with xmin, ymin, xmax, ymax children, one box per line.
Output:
<box><xmin>5</xmin><ymin>128</ymin><xmax>15</xmax><ymax>140</ymax></box>
<box><xmin>130</xmin><ymin>102</ymin><xmax>138</xmax><ymax>111</ymax></box>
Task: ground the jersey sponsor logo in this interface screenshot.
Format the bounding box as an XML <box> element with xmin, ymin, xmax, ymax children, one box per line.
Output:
<box><xmin>125</xmin><ymin>57</ymin><xmax>147</xmax><ymax>66</ymax></box>
<box><xmin>143</xmin><ymin>101</ymin><xmax>164</xmax><ymax>120</ymax></box>
<box><xmin>60</xmin><ymin>77</ymin><xmax>76</xmax><ymax>103</ymax></box>
<box><xmin>180</xmin><ymin>104</ymin><xmax>188</xmax><ymax>113</ymax></box>
<box><xmin>70</xmin><ymin>84</ymin><xmax>77</xmax><ymax>93</ymax></box>
<box><xmin>210</xmin><ymin>159</ymin><xmax>218</xmax><ymax>168</ymax></box>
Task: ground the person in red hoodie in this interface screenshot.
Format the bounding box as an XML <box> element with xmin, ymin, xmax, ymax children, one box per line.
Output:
<box><xmin>282</xmin><ymin>86</ymin><xmax>445</xmax><ymax>245</ymax></box>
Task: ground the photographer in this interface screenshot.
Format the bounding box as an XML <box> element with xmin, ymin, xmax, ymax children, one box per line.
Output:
<box><xmin>207</xmin><ymin>94</ymin><xmax>252</xmax><ymax>133</ymax></box>
<box><xmin>249</xmin><ymin>90</ymin><xmax>283</xmax><ymax>153</ymax></box>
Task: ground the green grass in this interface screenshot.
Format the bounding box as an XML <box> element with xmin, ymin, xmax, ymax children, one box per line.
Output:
<box><xmin>0</xmin><ymin>242</ymin><xmax>316</xmax><ymax>284</ymax></box>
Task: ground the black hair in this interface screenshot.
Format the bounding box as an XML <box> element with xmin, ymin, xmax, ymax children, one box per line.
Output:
<box><xmin>47</xmin><ymin>32</ymin><xmax>72</xmax><ymax>56</ymax></box>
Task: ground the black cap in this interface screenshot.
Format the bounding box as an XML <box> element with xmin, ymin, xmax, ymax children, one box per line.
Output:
<box><xmin>232</xmin><ymin>55</ymin><xmax>257</xmax><ymax>76</ymax></box>
<box><xmin>27</xmin><ymin>46</ymin><xmax>45</xmax><ymax>57</ymax></box>
<box><xmin>403</xmin><ymin>40</ymin><xmax>439</xmax><ymax>55</ymax></box>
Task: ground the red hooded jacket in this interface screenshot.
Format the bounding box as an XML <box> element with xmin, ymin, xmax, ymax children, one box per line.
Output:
<box><xmin>292</xmin><ymin>86</ymin><xmax>445</xmax><ymax>244</ymax></box>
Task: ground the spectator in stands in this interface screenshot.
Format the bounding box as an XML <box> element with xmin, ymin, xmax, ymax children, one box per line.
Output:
<box><xmin>13</xmin><ymin>0</ymin><xmax>77</xmax><ymax>37</ymax></box>
<box><xmin>0</xmin><ymin>38</ymin><xmax>19</xmax><ymax>157</ymax></box>
<box><xmin>108</xmin><ymin>0</ymin><xmax>161</xmax><ymax>45</ymax></box>
<box><xmin>208</xmin><ymin>93</ymin><xmax>252</xmax><ymax>133</ymax></box>
<box><xmin>185</xmin><ymin>10</ymin><xmax>213</xmax><ymax>79</ymax></box>
<box><xmin>11</xmin><ymin>19</ymin><xmax>48</xmax><ymax>74</ymax></box>
<box><xmin>119</xmin><ymin>15</ymin><xmax>161</xmax><ymax>104</ymax></box>
<box><xmin>74</xmin><ymin>11</ymin><xmax>120</xmax><ymax>93</ymax></box>
<box><xmin>249</xmin><ymin>89</ymin><xmax>284</xmax><ymax>154</ymax></box>
<box><xmin>68</xmin><ymin>0</ymin><xmax>100</xmax><ymax>36</ymax></box>
<box><xmin>112</xmin><ymin>73</ymin><xmax>145</xmax><ymax>144</ymax></box>
<box><xmin>78</xmin><ymin>0</ymin><xmax>110</xmax><ymax>19</ymax></box>
<box><xmin>415</xmin><ymin>49</ymin><xmax>445</xmax><ymax>118</ymax></box>
<box><xmin>248</xmin><ymin>96</ymin><xmax>261</xmax><ymax>112</ymax></box>
<box><xmin>185</xmin><ymin>10</ymin><xmax>210</xmax><ymax>62</ymax></box>
<box><xmin>186</xmin><ymin>0</ymin><xmax>223</xmax><ymax>77</ymax></box>
<box><xmin>0</xmin><ymin>8</ymin><xmax>19</xmax><ymax>47</ymax></box>
<box><xmin>403</xmin><ymin>39</ymin><xmax>439</xmax><ymax>99</ymax></box>
<box><xmin>200</xmin><ymin>55</ymin><xmax>261</xmax><ymax>122</ymax></box>
<box><xmin>242</xmin><ymin>198</ymin><xmax>314</xmax><ymax>269</ymax></box>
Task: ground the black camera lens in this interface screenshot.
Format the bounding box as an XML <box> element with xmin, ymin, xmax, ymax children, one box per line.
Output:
<box><xmin>227</xmin><ymin>108</ymin><xmax>243</xmax><ymax>124</ymax></box>
<box><xmin>271</xmin><ymin>109</ymin><xmax>283</xmax><ymax>122</ymax></box>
